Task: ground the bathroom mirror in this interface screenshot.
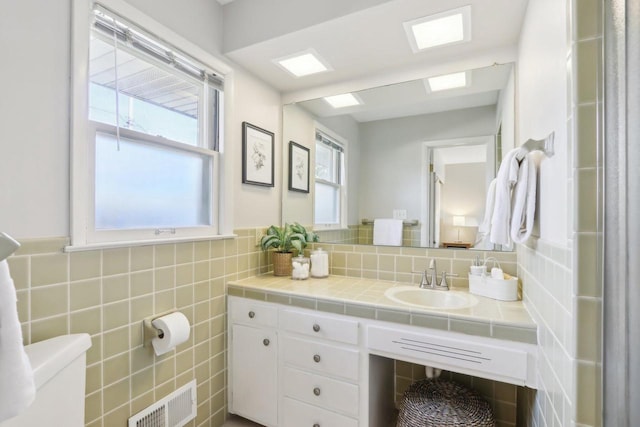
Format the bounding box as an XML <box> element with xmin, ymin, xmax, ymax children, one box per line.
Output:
<box><xmin>282</xmin><ymin>63</ymin><xmax>515</xmax><ymax>251</ymax></box>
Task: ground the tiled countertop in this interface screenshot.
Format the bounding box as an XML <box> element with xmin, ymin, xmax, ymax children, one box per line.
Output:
<box><xmin>227</xmin><ymin>275</ymin><xmax>538</xmax><ymax>345</ymax></box>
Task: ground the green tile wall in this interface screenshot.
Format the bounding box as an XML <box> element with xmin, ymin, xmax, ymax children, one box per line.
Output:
<box><xmin>7</xmin><ymin>228</ymin><xmax>269</xmax><ymax>427</ymax></box>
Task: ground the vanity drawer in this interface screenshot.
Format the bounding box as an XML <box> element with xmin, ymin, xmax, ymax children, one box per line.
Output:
<box><xmin>368</xmin><ymin>325</ymin><xmax>529</xmax><ymax>384</ymax></box>
<box><xmin>282</xmin><ymin>397</ymin><xmax>358</xmax><ymax>427</ymax></box>
<box><xmin>283</xmin><ymin>367</ymin><xmax>359</xmax><ymax>417</ymax></box>
<box><xmin>229</xmin><ymin>297</ymin><xmax>278</xmax><ymax>328</ymax></box>
<box><xmin>279</xmin><ymin>309</ymin><xmax>359</xmax><ymax>344</ymax></box>
<box><xmin>282</xmin><ymin>335</ymin><xmax>359</xmax><ymax>382</ymax></box>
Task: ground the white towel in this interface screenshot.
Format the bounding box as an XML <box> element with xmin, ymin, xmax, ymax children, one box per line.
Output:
<box><xmin>0</xmin><ymin>260</ymin><xmax>35</xmax><ymax>422</ymax></box>
<box><xmin>474</xmin><ymin>178</ymin><xmax>497</xmax><ymax>249</ymax></box>
<box><xmin>490</xmin><ymin>147</ymin><xmax>527</xmax><ymax>246</ymax></box>
<box><xmin>510</xmin><ymin>153</ymin><xmax>537</xmax><ymax>243</ymax></box>
<box><xmin>373</xmin><ymin>219</ymin><xmax>403</xmax><ymax>246</ymax></box>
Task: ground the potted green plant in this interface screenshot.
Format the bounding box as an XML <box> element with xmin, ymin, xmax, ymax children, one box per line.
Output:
<box><xmin>260</xmin><ymin>222</ymin><xmax>319</xmax><ymax>276</ymax></box>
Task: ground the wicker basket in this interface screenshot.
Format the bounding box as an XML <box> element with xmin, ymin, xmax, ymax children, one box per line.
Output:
<box><xmin>397</xmin><ymin>379</ymin><xmax>495</xmax><ymax>427</ymax></box>
<box><xmin>272</xmin><ymin>252</ymin><xmax>293</xmax><ymax>276</ymax></box>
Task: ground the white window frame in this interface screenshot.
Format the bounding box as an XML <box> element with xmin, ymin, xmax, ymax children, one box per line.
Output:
<box><xmin>313</xmin><ymin>124</ymin><xmax>348</xmax><ymax>230</ymax></box>
<box><xmin>70</xmin><ymin>0</ymin><xmax>234</xmax><ymax>249</ymax></box>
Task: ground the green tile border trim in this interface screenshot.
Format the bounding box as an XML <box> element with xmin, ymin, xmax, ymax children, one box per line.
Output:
<box><xmin>243</xmin><ymin>289</ymin><xmax>266</xmax><ymax>301</ymax></box>
<box><xmin>491</xmin><ymin>324</ymin><xmax>539</xmax><ymax>345</ymax></box>
<box><xmin>345</xmin><ymin>303</ymin><xmax>377</xmax><ymax>319</ymax></box>
<box><xmin>227</xmin><ymin>285</ymin><xmax>537</xmax><ymax>344</ymax></box>
<box><xmin>410</xmin><ymin>313</ymin><xmax>450</xmax><ymax>331</ymax></box>
<box><xmin>376</xmin><ymin>309</ymin><xmax>411</xmax><ymax>324</ymax></box>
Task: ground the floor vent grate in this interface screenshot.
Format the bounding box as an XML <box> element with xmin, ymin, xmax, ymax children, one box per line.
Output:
<box><xmin>128</xmin><ymin>380</ymin><xmax>197</xmax><ymax>427</ymax></box>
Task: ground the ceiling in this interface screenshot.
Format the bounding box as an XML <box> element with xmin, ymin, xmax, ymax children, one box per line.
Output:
<box><xmin>295</xmin><ymin>63</ymin><xmax>512</xmax><ymax>122</ymax></box>
<box><xmin>221</xmin><ymin>0</ymin><xmax>529</xmax><ymax>99</ymax></box>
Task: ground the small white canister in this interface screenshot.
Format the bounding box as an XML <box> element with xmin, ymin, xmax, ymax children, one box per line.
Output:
<box><xmin>291</xmin><ymin>255</ymin><xmax>310</xmax><ymax>280</ymax></box>
<box><xmin>310</xmin><ymin>248</ymin><xmax>329</xmax><ymax>278</ymax></box>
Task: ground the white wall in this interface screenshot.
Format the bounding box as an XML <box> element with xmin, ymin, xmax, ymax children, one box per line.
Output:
<box><xmin>497</xmin><ymin>67</ymin><xmax>516</xmax><ymax>153</ymax></box>
<box><xmin>0</xmin><ymin>0</ymin><xmax>282</xmax><ymax>239</ymax></box>
<box><xmin>517</xmin><ymin>0</ymin><xmax>568</xmax><ymax>245</ymax></box>
<box><xmin>282</xmin><ymin>104</ymin><xmax>316</xmax><ymax>226</ymax></box>
<box><xmin>0</xmin><ymin>0</ymin><xmax>72</xmax><ymax>239</ymax></box>
<box><xmin>358</xmin><ymin>106</ymin><xmax>496</xmax><ymax>221</ymax></box>
<box><xmin>232</xmin><ymin>68</ymin><xmax>283</xmax><ymax>228</ymax></box>
<box><xmin>127</xmin><ymin>0</ymin><xmax>224</xmax><ymax>55</ymax></box>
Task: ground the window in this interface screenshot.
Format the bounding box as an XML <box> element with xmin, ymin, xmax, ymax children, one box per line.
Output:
<box><xmin>71</xmin><ymin>2</ymin><xmax>226</xmax><ymax>246</ymax></box>
<box><xmin>314</xmin><ymin>130</ymin><xmax>346</xmax><ymax>228</ymax></box>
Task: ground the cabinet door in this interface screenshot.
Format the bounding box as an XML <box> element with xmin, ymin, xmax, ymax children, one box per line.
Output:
<box><xmin>230</xmin><ymin>324</ymin><xmax>278</xmax><ymax>426</ymax></box>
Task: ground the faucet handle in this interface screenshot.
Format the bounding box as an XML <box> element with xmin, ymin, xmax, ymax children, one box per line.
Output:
<box><xmin>411</xmin><ymin>270</ymin><xmax>431</xmax><ymax>288</ymax></box>
<box><xmin>438</xmin><ymin>271</ymin><xmax>458</xmax><ymax>289</ymax></box>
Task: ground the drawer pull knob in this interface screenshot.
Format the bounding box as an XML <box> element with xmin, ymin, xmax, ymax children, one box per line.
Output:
<box><xmin>313</xmin><ymin>387</ymin><xmax>321</xmax><ymax>396</ymax></box>
<box><xmin>313</xmin><ymin>323</ymin><xmax>321</xmax><ymax>332</ymax></box>
<box><xmin>313</xmin><ymin>354</ymin><xmax>321</xmax><ymax>363</ymax></box>
<box><xmin>248</xmin><ymin>311</ymin><xmax>255</xmax><ymax>319</ymax></box>
<box><xmin>263</xmin><ymin>338</ymin><xmax>270</xmax><ymax>346</ymax></box>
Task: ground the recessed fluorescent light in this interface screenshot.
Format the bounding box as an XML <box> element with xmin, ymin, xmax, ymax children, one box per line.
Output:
<box><xmin>427</xmin><ymin>71</ymin><xmax>469</xmax><ymax>92</ymax></box>
<box><xmin>323</xmin><ymin>93</ymin><xmax>361</xmax><ymax>109</ymax></box>
<box><xmin>403</xmin><ymin>5</ymin><xmax>471</xmax><ymax>52</ymax></box>
<box><xmin>273</xmin><ymin>49</ymin><xmax>331</xmax><ymax>77</ymax></box>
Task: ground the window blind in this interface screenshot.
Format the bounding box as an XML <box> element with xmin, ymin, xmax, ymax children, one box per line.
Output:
<box><xmin>316</xmin><ymin>131</ymin><xmax>344</xmax><ymax>152</ymax></box>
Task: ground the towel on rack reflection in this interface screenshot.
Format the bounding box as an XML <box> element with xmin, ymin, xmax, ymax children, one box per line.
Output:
<box><xmin>490</xmin><ymin>147</ymin><xmax>527</xmax><ymax>246</ymax></box>
<box><xmin>0</xmin><ymin>260</ymin><xmax>35</xmax><ymax>422</ymax></box>
<box><xmin>373</xmin><ymin>219</ymin><xmax>403</xmax><ymax>246</ymax></box>
<box><xmin>474</xmin><ymin>178</ymin><xmax>497</xmax><ymax>249</ymax></box>
<box><xmin>510</xmin><ymin>153</ymin><xmax>537</xmax><ymax>243</ymax></box>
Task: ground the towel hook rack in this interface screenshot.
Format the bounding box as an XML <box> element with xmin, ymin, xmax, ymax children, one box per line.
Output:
<box><xmin>0</xmin><ymin>232</ymin><xmax>20</xmax><ymax>262</ymax></box>
<box><xmin>516</xmin><ymin>132</ymin><xmax>555</xmax><ymax>161</ymax></box>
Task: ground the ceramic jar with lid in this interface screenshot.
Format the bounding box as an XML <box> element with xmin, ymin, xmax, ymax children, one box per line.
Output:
<box><xmin>310</xmin><ymin>248</ymin><xmax>329</xmax><ymax>278</ymax></box>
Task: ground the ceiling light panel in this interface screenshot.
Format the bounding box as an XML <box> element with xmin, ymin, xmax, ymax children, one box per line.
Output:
<box><xmin>273</xmin><ymin>49</ymin><xmax>331</xmax><ymax>77</ymax></box>
<box><xmin>404</xmin><ymin>5</ymin><xmax>471</xmax><ymax>52</ymax></box>
<box><xmin>323</xmin><ymin>93</ymin><xmax>361</xmax><ymax>109</ymax></box>
<box><xmin>427</xmin><ymin>71</ymin><xmax>469</xmax><ymax>92</ymax></box>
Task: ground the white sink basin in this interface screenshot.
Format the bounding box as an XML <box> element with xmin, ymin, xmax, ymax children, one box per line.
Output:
<box><xmin>384</xmin><ymin>286</ymin><xmax>478</xmax><ymax>310</ymax></box>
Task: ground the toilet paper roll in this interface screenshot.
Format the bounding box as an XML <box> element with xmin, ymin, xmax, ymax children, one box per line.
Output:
<box><xmin>151</xmin><ymin>312</ymin><xmax>190</xmax><ymax>356</ymax></box>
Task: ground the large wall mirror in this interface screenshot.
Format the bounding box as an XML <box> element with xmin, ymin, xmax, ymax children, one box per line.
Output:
<box><xmin>282</xmin><ymin>63</ymin><xmax>515</xmax><ymax>252</ymax></box>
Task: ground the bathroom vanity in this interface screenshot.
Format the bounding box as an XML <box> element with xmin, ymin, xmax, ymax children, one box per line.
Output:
<box><xmin>227</xmin><ymin>275</ymin><xmax>538</xmax><ymax>427</ymax></box>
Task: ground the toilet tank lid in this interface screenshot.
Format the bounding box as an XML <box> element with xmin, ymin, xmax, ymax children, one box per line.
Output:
<box><xmin>24</xmin><ymin>334</ymin><xmax>92</xmax><ymax>389</ymax></box>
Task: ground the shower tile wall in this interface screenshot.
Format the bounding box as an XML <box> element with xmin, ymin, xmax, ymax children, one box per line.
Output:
<box><xmin>518</xmin><ymin>0</ymin><xmax>603</xmax><ymax>425</ymax></box>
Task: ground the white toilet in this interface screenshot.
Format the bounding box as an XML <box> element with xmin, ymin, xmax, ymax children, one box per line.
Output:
<box><xmin>0</xmin><ymin>334</ymin><xmax>92</xmax><ymax>427</ymax></box>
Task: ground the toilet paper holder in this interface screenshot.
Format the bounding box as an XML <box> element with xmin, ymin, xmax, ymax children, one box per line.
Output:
<box><xmin>143</xmin><ymin>310</ymin><xmax>178</xmax><ymax>348</ymax></box>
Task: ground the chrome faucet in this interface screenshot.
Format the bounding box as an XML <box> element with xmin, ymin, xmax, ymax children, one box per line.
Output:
<box><xmin>427</xmin><ymin>259</ymin><xmax>437</xmax><ymax>288</ymax></box>
<box><xmin>412</xmin><ymin>259</ymin><xmax>457</xmax><ymax>291</ymax></box>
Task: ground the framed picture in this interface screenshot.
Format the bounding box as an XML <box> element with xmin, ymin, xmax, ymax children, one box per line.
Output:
<box><xmin>288</xmin><ymin>141</ymin><xmax>310</xmax><ymax>193</ymax></box>
<box><xmin>242</xmin><ymin>122</ymin><xmax>274</xmax><ymax>187</ymax></box>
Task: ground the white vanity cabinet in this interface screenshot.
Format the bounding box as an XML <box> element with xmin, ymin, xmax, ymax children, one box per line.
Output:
<box><xmin>228</xmin><ymin>298</ymin><xmax>279</xmax><ymax>427</ymax></box>
<box><xmin>228</xmin><ymin>292</ymin><xmax>538</xmax><ymax>427</ymax></box>
<box><xmin>228</xmin><ymin>297</ymin><xmax>364</xmax><ymax>427</ymax></box>
<box><xmin>279</xmin><ymin>309</ymin><xmax>361</xmax><ymax>427</ymax></box>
